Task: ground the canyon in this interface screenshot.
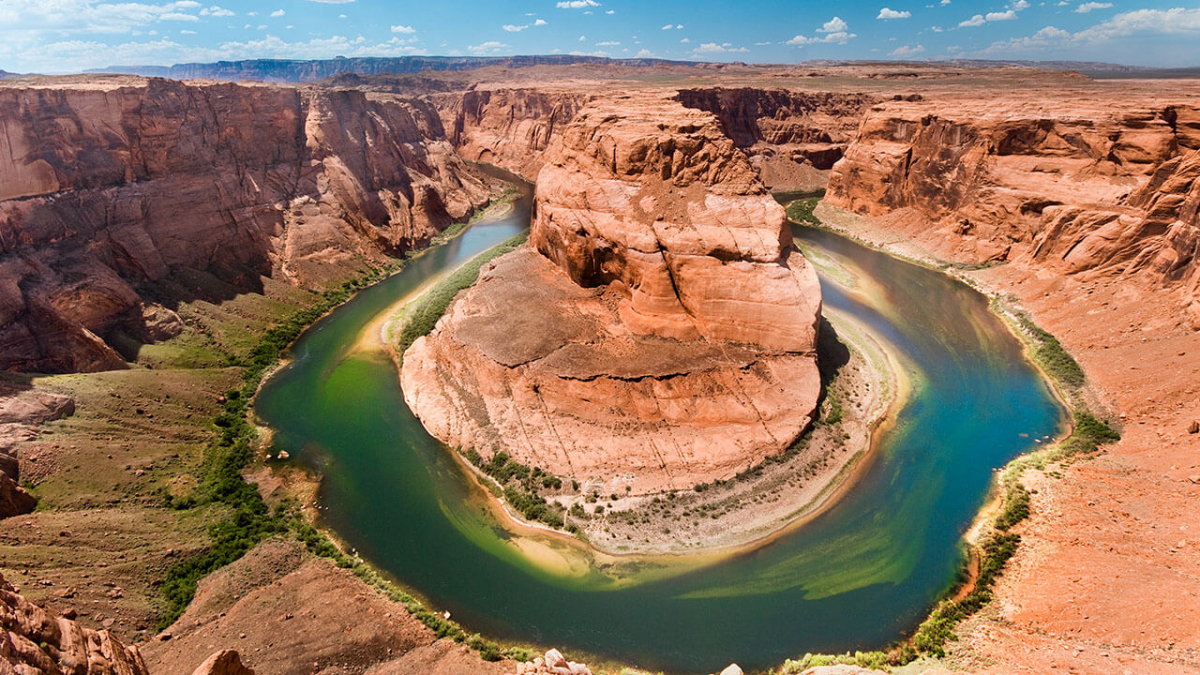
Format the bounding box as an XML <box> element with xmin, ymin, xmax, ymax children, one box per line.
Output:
<box><xmin>0</xmin><ymin>61</ymin><xmax>1198</xmax><ymax>675</ymax></box>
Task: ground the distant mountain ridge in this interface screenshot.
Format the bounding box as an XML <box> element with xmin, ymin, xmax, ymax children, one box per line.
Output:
<box><xmin>87</xmin><ymin>54</ymin><xmax>701</xmax><ymax>82</ymax></box>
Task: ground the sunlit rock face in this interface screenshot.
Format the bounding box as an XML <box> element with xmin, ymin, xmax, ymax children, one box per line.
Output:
<box><xmin>402</xmin><ymin>94</ymin><xmax>822</xmax><ymax>492</ymax></box>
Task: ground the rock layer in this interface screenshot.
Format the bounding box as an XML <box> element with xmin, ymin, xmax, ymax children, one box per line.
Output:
<box><xmin>1</xmin><ymin>570</ymin><xmax>151</xmax><ymax>675</ymax></box>
<box><xmin>0</xmin><ymin>77</ymin><xmax>500</xmax><ymax>373</ymax></box>
<box><xmin>826</xmin><ymin>98</ymin><xmax>1200</xmax><ymax>326</ymax></box>
<box><xmin>402</xmin><ymin>96</ymin><xmax>822</xmax><ymax>491</ymax></box>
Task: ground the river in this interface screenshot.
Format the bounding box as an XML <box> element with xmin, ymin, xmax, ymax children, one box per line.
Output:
<box><xmin>254</xmin><ymin>184</ymin><xmax>1064</xmax><ymax>673</ymax></box>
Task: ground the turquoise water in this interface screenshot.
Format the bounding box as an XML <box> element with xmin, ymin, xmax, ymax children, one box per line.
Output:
<box><xmin>254</xmin><ymin>187</ymin><xmax>1064</xmax><ymax>673</ymax></box>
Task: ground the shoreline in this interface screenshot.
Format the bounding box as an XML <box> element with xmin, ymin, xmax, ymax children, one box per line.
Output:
<box><xmin>363</xmin><ymin>226</ymin><xmax>910</xmax><ymax>561</ymax></box>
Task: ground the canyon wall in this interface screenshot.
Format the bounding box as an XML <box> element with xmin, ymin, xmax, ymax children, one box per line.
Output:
<box><xmin>676</xmin><ymin>88</ymin><xmax>879</xmax><ymax>192</ymax></box>
<box><xmin>433</xmin><ymin>88</ymin><xmax>589</xmax><ymax>180</ymax></box>
<box><xmin>826</xmin><ymin>98</ymin><xmax>1200</xmax><ymax>325</ymax></box>
<box><xmin>402</xmin><ymin>95</ymin><xmax>822</xmax><ymax>491</ymax></box>
<box><xmin>0</xmin><ymin>77</ymin><xmax>499</xmax><ymax>373</ymax></box>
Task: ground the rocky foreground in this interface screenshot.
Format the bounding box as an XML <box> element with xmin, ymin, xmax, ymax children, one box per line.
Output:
<box><xmin>402</xmin><ymin>95</ymin><xmax>823</xmax><ymax>491</ymax></box>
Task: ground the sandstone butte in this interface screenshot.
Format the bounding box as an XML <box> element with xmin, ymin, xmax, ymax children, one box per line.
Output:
<box><xmin>401</xmin><ymin>95</ymin><xmax>823</xmax><ymax>492</ymax></box>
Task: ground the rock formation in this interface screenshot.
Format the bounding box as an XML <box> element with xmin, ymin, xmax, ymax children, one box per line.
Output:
<box><xmin>1</xmin><ymin>569</ymin><xmax>151</xmax><ymax>675</ymax></box>
<box><xmin>0</xmin><ymin>77</ymin><xmax>501</xmax><ymax>373</ymax></box>
<box><xmin>825</xmin><ymin>98</ymin><xmax>1200</xmax><ymax>326</ymax></box>
<box><xmin>402</xmin><ymin>95</ymin><xmax>822</xmax><ymax>491</ymax></box>
<box><xmin>434</xmin><ymin>88</ymin><xmax>589</xmax><ymax>179</ymax></box>
<box><xmin>0</xmin><ymin>384</ymin><xmax>74</xmax><ymax>518</ymax></box>
<box><xmin>676</xmin><ymin>88</ymin><xmax>878</xmax><ymax>192</ymax></box>
<box><xmin>189</xmin><ymin>650</ymin><xmax>255</xmax><ymax>675</ymax></box>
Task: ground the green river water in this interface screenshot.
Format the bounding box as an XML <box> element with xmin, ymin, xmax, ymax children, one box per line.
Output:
<box><xmin>254</xmin><ymin>184</ymin><xmax>1065</xmax><ymax>673</ymax></box>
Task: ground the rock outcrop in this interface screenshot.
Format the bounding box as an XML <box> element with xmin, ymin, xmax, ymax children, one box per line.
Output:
<box><xmin>0</xmin><ymin>383</ymin><xmax>74</xmax><ymax>518</ymax></box>
<box><xmin>189</xmin><ymin>650</ymin><xmax>255</xmax><ymax>675</ymax></box>
<box><xmin>402</xmin><ymin>95</ymin><xmax>822</xmax><ymax>492</ymax></box>
<box><xmin>826</xmin><ymin>98</ymin><xmax>1200</xmax><ymax>325</ymax></box>
<box><xmin>434</xmin><ymin>88</ymin><xmax>589</xmax><ymax>179</ymax></box>
<box><xmin>1</xmin><ymin>570</ymin><xmax>151</xmax><ymax>675</ymax></box>
<box><xmin>0</xmin><ymin>77</ymin><xmax>501</xmax><ymax>373</ymax></box>
<box><xmin>677</xmin><ymin>88</ymin><xmax>878</xmax><ymax>191</ymax></box>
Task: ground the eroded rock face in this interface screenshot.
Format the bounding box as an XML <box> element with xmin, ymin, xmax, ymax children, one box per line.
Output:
<box><xmin>826</xmin><ymin>98</ymin><xmax>1200</xmax><ymax>325</ymax></box>
<box><xmin>434</xmin><ymin>88</ymin><xmax>589</xmax><ymax>179</ymax></box>
<box><xmin>0</xmin><ymin>570</ymin><xmax>151</xmax><ymax>675</ymax></box>
<box><xmin>402</xmin><ymin>95</ymin><xmax>822</xmax><ymax>491</ymax></box>
<box><xmin>676</xmin><ymin>88</ymin><xmax>878</xmax><ymax>192</ymax></box>
<box><xmin>0</xmin><ymin>77</ymin><xmax>499</xmax><ymax>373</ymax></box>
<box><xmin>0</xmin><ymin>384</ymin><xmax>74</xmax><ymax>518</ymax></box>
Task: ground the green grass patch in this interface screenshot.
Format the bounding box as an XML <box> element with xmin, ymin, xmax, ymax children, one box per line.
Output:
<box><xmin>397</xmin><ymin>231</ymin><xmax>529</xmax><ymax>357</ymax></box>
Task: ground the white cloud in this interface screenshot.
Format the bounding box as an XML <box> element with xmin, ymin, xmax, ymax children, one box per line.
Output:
<box><xmin>789</xmin><ymin>17</ymin><xmax>856</xmax><ymax>45</ymax></box>
<box><xmin>891</xmin><ymin>43</ymin><xmax>925</xmax><ymax>56</ymax></box>
<box><xmin>503</xmin><ymin>24</ymin><xmax>527</xmax><ymax>31</ymax></box>
<box><xmin>596</xmin><ymin>40</ymin><xmax>619</xmax><ymax>45</ymax></box>
<box><xmin>391</xmin><ymin>24</ymin><xmax>415</xmax><ymax>33</ymax></box>
<box><xmin>877</xmin><ymin>7</ymin><xmax>912</xmax><ymax>19</ymax></box>
<box><xmin>467</xmin><ymin>40</ymin><xmax>509</xmax><ymax>55</ymax></box>
<box><xmin>819</xmin><ymin>16</ymin><xmax>849</xmax><ymax>33</ymax></box>
<box><xmin>692</xmin><ymin>42</ymin><xmax>748</xmax><ymax>54</ymax></box>
<box><xmin>199</xmin><ymin>5</ymin><xmax>233</xmax><ymax>17</ymax></box>
<box><xmin>941</xmin><ymin>0</ymin><xmax>951</xmax><ymax>4</ymax></box>
<box><xmin>985</xmin><ymin>10</ymin><xmax>1017</xmax><ymax>20</ymax></box>
<box><xmin>1074</xmin><ymin>7</ymin><xmax>1200</xmax><ymax>41</ymax></box>
<box><xmin>634</xmin><ymin>48</ymin><xmax>653</xmax><ymax>57</ymax></box>
<box><xmin>681</xmin><ymin>37</ymin><xmax>690</xmax><ymax>43</ymax></box>
<box><xmin>535</xmin><ymin>18</ymin><xmax>547</xmax><ymax>25</ymax></box>
<box><xmin>661</xmin><ymin>23</ymin><xmax>682</xmax><ymax>30</ymax></box>
<box><xmin>959</xmin><ymin>14</ymin><xmax>986</xmax><ymax>26</ymax></box>
<box><xmin>605</xmin><ymin>9</ymin><xmax>614</xmax><ymax>14</ymax></box>
<box><xmin>270</xmin><ymin>9</ymin><xmax>284</xmax><ymax>17</ymax></box>
<box><xmin>1075</xmin><ymin>2</ymin><xmax>1112</xmax><ymax>13</ymax></box>
<box><xmin>555</xmin><ymin>0</ymin><xmax>598</xmax><ymax>7</ymax></box>
<box><xmin>179</xmin><ymin>28</ymin><xmax>195</xmax><ymax>33</ymax></box>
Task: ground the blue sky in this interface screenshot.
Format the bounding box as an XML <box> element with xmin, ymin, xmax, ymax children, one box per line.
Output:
<box><xmin>1</xmin><ymin>0</ymin><xmax>1198</xmax><ymax>73</ymax></box>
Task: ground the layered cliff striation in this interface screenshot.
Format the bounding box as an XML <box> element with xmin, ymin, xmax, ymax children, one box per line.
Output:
<box><xmin>402</xmin><ymin>95</ymin><xmax>823</xmax><ymax>492</ymax></box>
<box><xmin>826</xmin><ymin>97</ymin><xmax>1200</xmax><ymax>325</ymax></box>
<box><xmin>0</xmin><ymin>76</ymin><xmax>500</xmax><ymax>373</ymax></box>
<box><xmin>676</xmin><ymin>87</ymin><xmax>879</xmax><ymax>192</ymax></box>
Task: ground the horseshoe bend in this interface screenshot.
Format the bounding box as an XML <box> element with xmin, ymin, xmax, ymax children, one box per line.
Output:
<box><xmin>1</xmin><ymin>49</ymin><xmax>1199</xmax><ymax>675</ymax></box>
<box><xmin>401</xmin><ymin>95</ymin><xmax>826</xmax><ymax>496</ymax></box>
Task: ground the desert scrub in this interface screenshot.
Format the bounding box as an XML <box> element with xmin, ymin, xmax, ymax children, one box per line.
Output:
<box><xmin>462</xmin><ymin>449</ymin><xmax>567</xmax><ymax>529</ymax></box>
<box><xmin>1016</xmin><ymin>313</ymin><xmax>1085</xmax><ymax>390</ymax></box>
<box><xmin>397</xmin><ymin>231</ymin><xmax>529</xmax><ymax>356</ymax></box>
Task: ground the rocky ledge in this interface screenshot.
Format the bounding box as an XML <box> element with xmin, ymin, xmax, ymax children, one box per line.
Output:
<box><xmin>401</xmin><ymin>95</ymin><xmax>822</xmax><ymax>492</ymax></box>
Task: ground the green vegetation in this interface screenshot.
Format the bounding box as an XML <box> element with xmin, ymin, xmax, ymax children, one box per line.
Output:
<box><xmin>156</xmin><ymin>200</ymin><xmax>535</xmax><ymax>662</ymax></box>
<box><xmin>397</xmin><ymin>231</ymin><xmax>529</xmax><ymax>356</ymax></box>
<box><xmin>1016</xmin><ymin>313</ymin><xmax>1085</xmax><ymax>390</ymax></box>
<box><xmin>910</xmin><ymin>532</ymin><xmax>1021</xmax><ymax>656</ymax></box>
<box><xmin>463</xmin><ymin>449</ymin><xmax>567</xmax><ymax>529</ymax></box>
<box><xmin>785</xmin><ymin>196</ymin><xmax>822</xmax><ymax>227</ymax></box>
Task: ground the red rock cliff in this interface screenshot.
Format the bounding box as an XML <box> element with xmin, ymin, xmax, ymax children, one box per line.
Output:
<box><xmin>826</xmin><ymin>97</ymin><xmax>1200</xmax><ymax>325</ymax></box>
<box><xmin>401</xmin><ymin>94</ymin><xmax>822</xmax><ymax>492</ymax></box>
<box><xmin>433</xmin><ymin>88</ymin><xmax>589</xmax><ymax>180</ymax></box>
<box><xmin>0</xmin><ymin>77</ymin><xmax>499</xmax><ymax>373</ymax></box>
